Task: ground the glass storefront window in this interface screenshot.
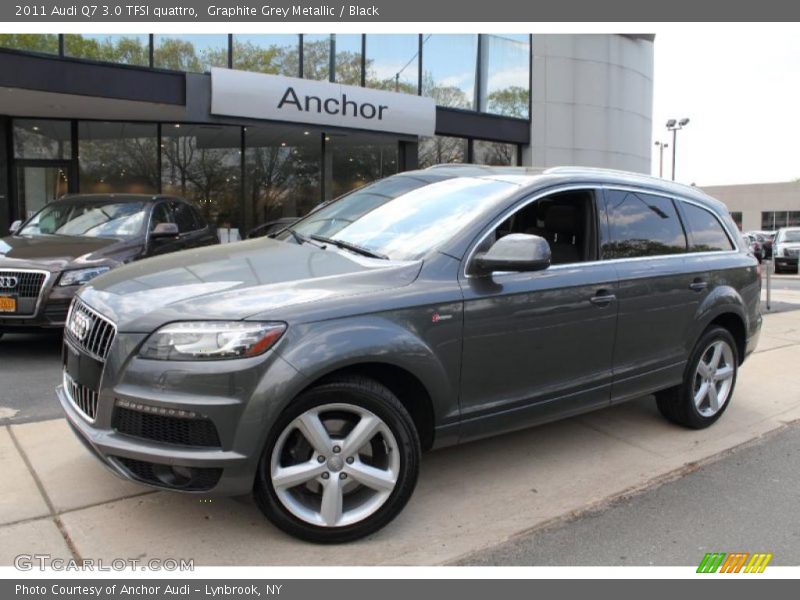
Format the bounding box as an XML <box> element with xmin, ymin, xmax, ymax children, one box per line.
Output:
<box><xmin>161</xmin><ymin>124</ymin><xmax>242</xmax><ymax>229</ymax></box>
<box><xmin>13</xmin><ymin>120</ymin><xmax>71</xmax><ymax>159</ymax></box>
<box><xmin>78</xmin><ymin>121</ymin><xmax>158</xmax><ymax>194</ymax></box>
<box><xmin>16</xmin><ymin>166</ymin><xmax>70</xmax><ymax>219</ymax></box>
<box><xmin>418</xmin><ymin>136</ymin><xmax>468</xmax><ymax>168</ymax></box>
<box><xmin>474</xmin><ymin>140</ymin><xmax>518</xmax><ymax>166</ymax></box>
<box><xmin>365</xmin><ymin>35</ymin><xmax>419</xmax><ymax>94</ymax></box>
<box><xmin>245</xmin><ymin>125</ymin><xmax>322</xmax><ymax>231</ymax></box>
<box><xmin>233</xmin><ymin>35</ymin><xmax>299</xmax><ymax>76</ymax></box>
<box><xmin>326</xmin><ymin>133</ymin><xmax>399</xmax><ymax>200</ymax></box>
<box><xmin>64</xmin><ymin>34</ymin><xmax>149</xmax><ymax>66</ymax></box>
<box><xmin>153</xmin><ymin>34</ymin><xmax>228</xmax><ymax>72</ymax></box>
<box><xmin>730</xmin><ymin>212</ymin><xmax>743</xmax><ymax>230</ymax></box>
<box><xmin>333</xmin><ymin>34</ymin><xmax>363</xmax><ymax>85</ymax></box>
<box><xmin>303</xmin><ymin>34</ymin><xmax>332</xmax><ymax>81</ymax></box>
<box><xmin>0</xmin><ymin>34</ymin><xmax>59</xmax><ymax>55</ymax></box>
<box><xmin>421</xmin><ymin>34</ymin><xmax>478</xmax><ymax>110</ymax></box>
<box><xmin>479</xmin><ymin>34</ymin><xmax>530</xmax><ymax>118</ymax></box>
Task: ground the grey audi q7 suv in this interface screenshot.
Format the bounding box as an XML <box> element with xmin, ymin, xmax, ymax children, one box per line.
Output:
<box><xmin>58</xmin><ymin>166</ymin><xmax>761</xmax><ymax>543</ymax></box>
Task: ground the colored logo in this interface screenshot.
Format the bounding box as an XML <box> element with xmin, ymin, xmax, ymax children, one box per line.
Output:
<box><xmin>697</xmin><ymin>552</ymin><xmax>772</xmax><ymax>573</ymax></box>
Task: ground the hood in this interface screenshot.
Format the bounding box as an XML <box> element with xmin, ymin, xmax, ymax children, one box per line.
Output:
<box><xmin>0</xmin><ymin>234</ymin><xmax>129</xmax><ymax>272</ymax></box>
<box><xmin>78</xmin><ymin>238</ymin><xmax>422</xmax><ymax>332</ymax></box>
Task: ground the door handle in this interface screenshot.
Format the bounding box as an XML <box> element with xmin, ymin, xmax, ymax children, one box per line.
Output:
<box><xmin>589</xmin><ymin>291</ymin><xmax>616</xmax><ymax>306</ymax></box>
<box><xmin>689</xmin><ymin>279</ymin><xmax>708</xmax><ymax>292</ymax></box>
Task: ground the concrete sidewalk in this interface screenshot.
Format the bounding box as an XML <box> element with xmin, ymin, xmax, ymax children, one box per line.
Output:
<box><xmin>2</xmin><ymin>310</ymin><xmax>800</xmax><ymax>566</ymax></box>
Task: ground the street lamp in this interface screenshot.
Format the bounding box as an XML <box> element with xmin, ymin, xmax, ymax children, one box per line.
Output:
<box><xmin>654</xmin><ymin>141</ymin><xmax>669</xmax><ymax>178</ymax></box>
<box><xmin>666</xmin><ymin>118</ymin><xmax>690</xmax><ymax>181</ymax></box>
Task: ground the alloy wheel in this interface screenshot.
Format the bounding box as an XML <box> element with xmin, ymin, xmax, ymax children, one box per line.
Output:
<box><xmin>693</xmin><ymin>339</ymin><xmax>735</xmax><ymax>417</ymax></box>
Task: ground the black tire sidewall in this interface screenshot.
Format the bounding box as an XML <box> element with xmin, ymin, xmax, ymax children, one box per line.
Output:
<box><xmin>254</xmin><ymin>378</ymin><xmax>420</xmax><ymax>544</ymax></box>
<box><xmin>682</xmin><ymin>327</ymin><xmax>739</xmax><ymax>428</ymax></box>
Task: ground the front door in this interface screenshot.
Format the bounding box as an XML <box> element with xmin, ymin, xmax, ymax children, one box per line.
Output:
<box><xmin>15</xmin><ymin>163</ymin><xmax>72</xmax><ymax>220</ymax></box>
<box><xmin>457</xmin><ymin>188</ymin><xmax>618</xmax><ymax>442</ymax></box>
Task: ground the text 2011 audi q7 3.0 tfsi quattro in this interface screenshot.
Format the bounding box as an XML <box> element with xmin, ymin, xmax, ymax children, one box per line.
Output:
<box><xmin>58</xmin><ymin>166</ymin><xmax>761</xmax><ymax>543</ymax></box>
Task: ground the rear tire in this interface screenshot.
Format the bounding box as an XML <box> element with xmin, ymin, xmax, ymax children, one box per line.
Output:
<box><xmin>655</xmin><ymin>326</ymin><xmax>738</xmax><ymax>429</ymax></box>
<box><xmin>254</xmin><ymin>375</ymin><xmax>420</xmax><ymax>543</ymax></box>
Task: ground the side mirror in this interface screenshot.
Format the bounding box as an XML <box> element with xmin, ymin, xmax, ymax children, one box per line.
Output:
<box><xmin>9</xmin><ymin>220</ymin><xmax>21</xmax><ymax>234</ymax></box>
<box><xmin>150</xmin><ymin>222</ymin><xmax>179</xmax><ymax>239</ymax></box>
<box><xmin>472</xmin><ymin>233</ymin><xmax>551</xmax><ymax>277</ymax></box>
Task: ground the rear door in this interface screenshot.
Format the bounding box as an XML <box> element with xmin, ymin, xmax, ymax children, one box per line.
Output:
<box><xmin>600</xmin><ymin>187</ymin><xmax>699</xmax><ymax>403</ymax></box>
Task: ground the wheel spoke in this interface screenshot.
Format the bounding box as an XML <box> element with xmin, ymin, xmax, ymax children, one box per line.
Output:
<box><xmin>707</xmin><ymin>382</ymin><xmax>720</xmax><ymax>412</ymax></box>
<box><xmin>345</xmin><ymin>461</ymin><xmax>397</xmax><ymax>491</ymax></box>
<box><xmin>272</xmin><ymin>461</ymin><xmax>326</xmax><ymax>489</ymax></box>
<box><xmin>709</xmin><ymin>342</ymin><xmax>724</xmax><ymax>369</ymax></box>
<box><xmin>295</xmin><ymin>411</ymin><xmax>333</xmax><ymax>455</ymax></box>
<box><xmin>694</xmin><ymin>381</ymin><xmax>709</xmax><ymax>407</ymax></box>
<box><xmin>697</xmin><ymin>361</ymin><xmax>711</xmax><ymax>379</ymax></box>
<box><xmin>320</xmin><ymin>477</ymin><xmax>343</xmax><ymax>526</ymax></box>
<box><xmin>714</xmin><ymin>366</ymin><xmax>734</xmax><ymax>381</ymax></box>
<box><xmin>342</xmin><ymin>414</ymin><xmax>382</xmax><ymax>455</ymax></box>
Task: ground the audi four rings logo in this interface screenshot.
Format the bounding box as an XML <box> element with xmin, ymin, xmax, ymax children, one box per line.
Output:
<box><xmin>0</xmin><ymin>276</ymin><xmax>19</xmax><ymax>289</ymax></box>
<box><xmin>68</xmin><ymin>311</ymin><xmax>92</xmax><ymax>341</ymax></box>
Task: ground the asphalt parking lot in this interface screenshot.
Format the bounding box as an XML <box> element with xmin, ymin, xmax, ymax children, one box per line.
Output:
<box><xmin>1</xmin><ymin>281</ymin><xmax>799</xmax><ymax>566</ymax></box>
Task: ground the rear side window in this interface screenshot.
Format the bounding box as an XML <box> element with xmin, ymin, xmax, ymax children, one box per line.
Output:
<box><xmin>602</xmin><ymin>190</ymin><xmax>687</xmax><ymax>259</ymax></box>
<box><xmin>170</xmin><ymin>201</ymin><xmax>201</xmax><ymax>233</ymax></box>
<box><xmin>681</xmin><ymin>203</ymin><xmax>735</xmax><ymax>252</ymax></box>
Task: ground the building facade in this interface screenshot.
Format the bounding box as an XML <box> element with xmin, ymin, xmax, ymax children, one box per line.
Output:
<box><xmin>0</xmin><ymin>33</ymin><xmax>654</xmax><ymax>236</ymax></box>
<box><xmin>702</xmin><ymin>181</ymin><xmax>800</xmax><ymax>233</ymax></box>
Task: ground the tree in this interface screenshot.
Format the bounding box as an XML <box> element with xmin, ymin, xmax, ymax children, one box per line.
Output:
<box><xmin>485</xmin><ymin>86</ymin><xmax>529</xmax><ymax>119</ymax></box>
<box><xmin>0</xmin><ymin>34</ymin><xmax>59</xmax><ymax>54</ymax></box>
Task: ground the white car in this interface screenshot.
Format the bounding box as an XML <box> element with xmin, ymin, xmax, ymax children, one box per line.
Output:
<box><xmin>773</xmin><ymin>227</ymin><xmax>800</xmax><ymax>273</ymax></box>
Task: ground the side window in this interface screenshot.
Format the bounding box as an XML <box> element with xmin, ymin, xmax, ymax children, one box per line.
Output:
<box><xmin>190</xmin><ymin>205</ymin><xmax>208</xmax><ymax>230</ymax></box>
<box><xmin>602</xmin><ymin>190</ymin><xmax>687</xmax><ymax>259</ymax></box>
<box><xmin>171</xmin><ymin>201</ymin><xmax>200</xmax><ymax>233</ymax></box>
<box><xmin>681</xmin><ymin>202</ymin><xmax>735</xmax><ymax>252</ymax></box>
<box><xmin>149</xmin><ymin>202</ymin><xmax>173</xmax><ymax>232</ymax></box>
<box><xmin>486</xmin><ymin>189</ymin><xmax>598</xmax><ymax>265</ymax></box>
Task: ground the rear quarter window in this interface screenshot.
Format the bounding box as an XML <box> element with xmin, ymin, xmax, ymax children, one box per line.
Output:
<box><xmin>681</xmin><ymin>203</ymin><xmax>735</xmax><ymax>252</ymax></box>
<box><xmin>602</xmin><ymin>190</ymin><xmax>687</xmax><ymax>259</ymax></box>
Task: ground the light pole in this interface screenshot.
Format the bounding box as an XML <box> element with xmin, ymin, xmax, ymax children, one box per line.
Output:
<box><xmin>666</xmin><ymin>118</ymin><xmax>690</xmax><ymax>181</ymax></box>
<box><xmin>654</xmin><ymin>141</ymin><xmax>669</xmax><ymax>178</ymax></box>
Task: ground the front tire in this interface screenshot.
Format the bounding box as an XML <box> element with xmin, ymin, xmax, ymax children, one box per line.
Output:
<box><xmin>254</xmin><ymin>375</ymin><xmax>420</xmax><ymax>543</ymax></box>
<box><xmin>655</xmin><ymin>326</ymin><xmax>738</xmax><ymax>429</ymax></box>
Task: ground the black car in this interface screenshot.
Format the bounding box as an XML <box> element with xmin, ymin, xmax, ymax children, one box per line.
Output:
<box><xmin>0</xmin><ymin>194</ymin><xmax>218</xmax><ymax>337</ymax></box>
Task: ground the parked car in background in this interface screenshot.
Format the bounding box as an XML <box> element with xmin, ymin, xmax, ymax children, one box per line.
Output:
<box><xmin>247</xmin><ymin>217</ymin><xmax>299</xmax><ymax>239</ymax></box>
<box><xmin>0</xmin><ymin>194</ymin><xmax>217</xmax><ymax>339</ymax></box>
<box><xmin>747</xmin><ymin>230</ymin><xmax>775</xmax><ymax>260</ymax></box>
<box><xmin>773</xmin><ymin>227</ymin><xmax>800</xmax><ymax>273</ymax></box>
<box><xmin>58</xmin><ymin>166</ymin><xmax>761</xmax><ymax>543</ymax></box>
<box><xmin>742</xmin><ymin>233</ymin><xmax>764</xmax><ymax>261</ymax></box>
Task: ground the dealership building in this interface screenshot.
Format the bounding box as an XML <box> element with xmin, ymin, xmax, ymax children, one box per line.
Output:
<box><xmin>0</xmin><ymin>33</ymin><xmax>654</xmax><ymax>235</ymax></box>
<box><xmin>701</xmin><ymin>181</ymin><xmax>800</xmax><ymax>233</ymax></box>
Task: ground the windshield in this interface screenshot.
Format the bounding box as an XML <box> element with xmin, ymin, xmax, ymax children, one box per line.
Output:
<box><xmin>281</xmin><ymin>175</ymin><xmax>519</xmax><ymax>260</ymax></box>
<box><xmin>19</xmin><ymin>201</ymin><xmax>147</xmax><ymax>239</ymax></box>
<box><xmin>779</xmin><ymin>230</ymin><xmax>800</xmax><ymax>243</ymax></box>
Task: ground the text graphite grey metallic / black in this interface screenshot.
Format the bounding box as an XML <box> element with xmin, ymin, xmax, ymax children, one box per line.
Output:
<box><xmin>57</xmin><ymin>165</ymin><xmax>761</xmax><ymax>543</ymax></box>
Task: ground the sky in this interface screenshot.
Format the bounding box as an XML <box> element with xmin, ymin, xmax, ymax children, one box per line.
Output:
<box><xmin>651</xmin><ymin>25</ymin><xmax>800</xmax><ymax>187</ymax></box>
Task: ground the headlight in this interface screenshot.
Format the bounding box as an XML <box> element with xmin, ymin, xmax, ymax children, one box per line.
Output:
<box><xmin>58</xmin><ymin>267</ymin><xmax>111</xmax><ymax>287</ymax></box>
<box><xmin>139</xmin><ymin>322</ymin><xmax>286</xmax><ymax>361</ymax></box>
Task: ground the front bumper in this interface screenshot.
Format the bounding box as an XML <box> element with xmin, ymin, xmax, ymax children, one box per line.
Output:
<box><xmin>0</xmin><ymin>284</ymin><xmax>74</xmax><ymax>331</ymax></box>
<box><xmin>774</xmin><ymin>256</ymin><xmax>799</xmax><ymax>270</ymax></box>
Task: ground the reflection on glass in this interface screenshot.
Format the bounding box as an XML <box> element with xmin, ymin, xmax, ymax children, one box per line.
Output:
<box><xmin>161</xmin><ymin>124</ymin><xmax>242</xmax><ymax>229</ymax></box>
<box><xmin>21</xmin><ymin>201</ymin><xmax>146</xmax><ymax>238</ymax></box>
<box><xmin>15</xmin><ymin>166</ymin><xmax>69</xmax><ymax>219</ymax></box>
<box><xmin>303</xmin><ymin>34</ymin><xmax>331</xmax><ymax>81</ymax></box>
<box><xmin>365</xmin><ymin>35</ymin><xmax>419</xmax><ymax>94</ymax></box>
<box><xmin>602</xmin><ymin>190</ymin><xmax>687</xmax><ymax>258</ymax></box>
<box><xmin>473</xmin><ymin>140</ymin><xmax>518</xmax><ymax>166</ymax></box>
<box><xmin>421</xmin><ymin>34</ymin><xmax>477</xmax><ymax>109</ymax></box>
<box><xmin>13</xmin><ymin>120</ymin><xmax>71</xmax><ymax>159</ymax></box>
<box><xmin>418</xmin><ymin>136</ymin><xmax>468</xmax><ymax>168</ymax></box>
<box><xmin>78</xmin><ymin>121</ymin><xmax>158</xmax><ymax>194</ymax></box>
<box><xmin>245</xmin><ymin>125</ymin><xmax>321</xmax><ymax>232</ymax></box>
<box><xmin>333</xmin><ymin>34</ymin><xmax>362</xmax><ymax>85</ymax></box>
<box><xmin>326</xmin><ymin>133</ymin><xmax>399</xmax><ymax>200</ymax></box>
<box><xmin>0</xmin><ymin>34</ymin><xmax>58</xmax><ymax>54</ymax></box>
<box><xmin>683</xmin><ymin>203</ymin><xmax>734</xmax><ymax>252</ymax></box>
<box><xmin>479</xmin><ymin>34</ymin><xmax>530</xmax><ymax>118</ymax></box>
<box><xmin>233</xmin><ymin>35</ymin><xmax>299</xmax><ymax>76</ymax></box>
<box><xmin>64</xmin><ymin>34</ymin><xmax>149</xmax><ymax>66</ymax></box>
<box><xmin>153</xmin><ymin>34</ymin><xmax>228</xmax><ymax>72</ymax></box>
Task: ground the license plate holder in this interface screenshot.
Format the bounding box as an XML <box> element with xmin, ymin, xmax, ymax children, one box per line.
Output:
<box><xmin>63</xmin><ymin>340</ymin><xmax>104</xmax><ymax>391</ymax></box>
<box><xmin>0</xmin><ymin>295</ymin><xmax>17</xmax><ymax>313</ymax></box>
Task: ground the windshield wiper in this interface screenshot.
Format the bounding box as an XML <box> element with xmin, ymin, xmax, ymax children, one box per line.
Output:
<box><xmin>279</xmin><ymin>228</ymin><xmax>328</xmax><ymax>250</ymax></box>
<box><xmin>309</xmin><ymin>234</ymin><xmax>389</xmax><ymax>260</ymax></box>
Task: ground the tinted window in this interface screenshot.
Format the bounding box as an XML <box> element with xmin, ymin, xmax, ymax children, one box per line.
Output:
<box><xmin>150</xmin><ymin>203</ymin><xmax>173</xmax><ymax>231</ymax></box>
<box><xmin>602</xmin><ymin>190</ymin><xmax>686</xmax><ymax>259</ymax></box>
<box><xmin>171</xmin><ymin>201</ymin><xmax>201</xmax><ymax>233</ymax></box>
<box><xmin>681</xmin><ymin>203</ymin><xmax>734</xmax><ymax>252</ymax></box>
